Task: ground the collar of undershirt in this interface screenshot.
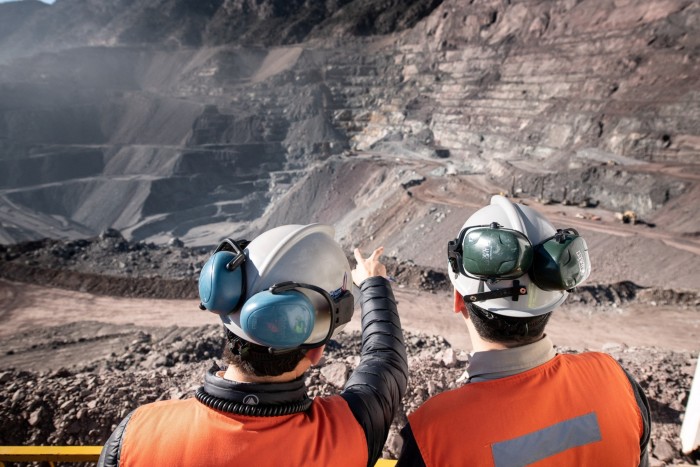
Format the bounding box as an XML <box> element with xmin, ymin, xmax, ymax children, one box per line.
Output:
<box><xmin>465</xmin><ymin>336</ymin><xmax>556</xmax><ymax>383</ymax></box>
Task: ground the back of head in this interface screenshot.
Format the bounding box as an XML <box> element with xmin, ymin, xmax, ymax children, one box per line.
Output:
<box><xmin>447</xmin><ymin>195</ymin><xmax>591</xmax><ymax>319</ymax></box>
<box><xmin>198</xmin><ymin>224</ymin><xmax>353</xmax><ymax>375</ymax></box>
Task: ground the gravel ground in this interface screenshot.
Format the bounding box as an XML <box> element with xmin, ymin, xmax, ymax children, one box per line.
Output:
<box><xmin>0</xmin><ymin>324</ymin><xmax>697</xmax><ymax>464</ymax></box>
<box><xmin>0</xmin><ymin>232</ymin><xmax>699</xmax><ymax>465</ymax></box>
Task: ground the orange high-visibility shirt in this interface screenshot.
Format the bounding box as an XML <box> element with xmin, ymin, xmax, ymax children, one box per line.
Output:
<box><xmin>120</xmin><ymin>395</ymin><xmax>367</xmax><ymax>466</ymax></box>
<box><xmin>408</xmin><ymin>352</ymin><xmax>645</xmax><ymax>467</ymax></box>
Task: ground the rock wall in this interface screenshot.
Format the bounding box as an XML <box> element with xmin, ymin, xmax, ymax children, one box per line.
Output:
<box><xmin>0</xmin><ymin>0</ymin><xmax>698</xmax><ymax>259</ymax></box>
<box><xmin>386</xmin><ymin>0</ymin><xmax>700</xmax><ymax>164</ymax></box>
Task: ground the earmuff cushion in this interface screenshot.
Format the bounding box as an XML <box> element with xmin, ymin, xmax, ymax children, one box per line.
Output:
<box><xmin>198</xmin><ymin>251</ymin><xmax>244</xmax><ymax>313</ymax></box>
<box><xmin>240</xmin><ymin>290</ymin><xmax>316</xmax><ymax>349</ymax></box>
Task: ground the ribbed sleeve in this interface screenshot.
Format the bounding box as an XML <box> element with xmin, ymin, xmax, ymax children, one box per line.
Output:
<box><xmin>341</xmin><ymin>276</ymin><xmax>408</xmax><ymax>467</ymax></box>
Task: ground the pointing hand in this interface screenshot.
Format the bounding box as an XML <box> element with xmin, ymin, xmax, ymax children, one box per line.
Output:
<box><xmin>352</xmin><ymin>246</ymin><xmax>387</xmax><ymax>286</ymax></box>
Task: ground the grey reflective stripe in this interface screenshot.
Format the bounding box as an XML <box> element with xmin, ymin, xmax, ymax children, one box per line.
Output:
<box><xmin>491</xmin><ymin>412</ymin><xmax>602</xmax><ymax>467</ymax></box>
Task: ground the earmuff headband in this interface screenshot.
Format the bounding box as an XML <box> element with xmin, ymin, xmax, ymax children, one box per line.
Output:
<box><xmin>464</xmin><ymin>280</ymin><xmax>527</xmax><ymax>303</ymax></box>
<box><xmin>215</xmin><ymin>238</ymin><xmax>249</xmax><ymax>271</ymax></box>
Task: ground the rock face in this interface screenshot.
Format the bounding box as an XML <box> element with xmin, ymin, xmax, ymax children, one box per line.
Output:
<box><xmin>0</xmin><ymin>0</ymin><xmax>698</xmax><ymax>255</ymax></box>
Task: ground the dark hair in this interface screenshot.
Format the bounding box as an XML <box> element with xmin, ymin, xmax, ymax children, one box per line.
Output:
<box><xmin>467</xmin><ymin>302</ymin><xmax>551</xmax><ymax>347</ymax></box>
<box><xmin>223</xmin><ymin>329</ymin><xmax>307</xmax><ymax>377</ymax></box>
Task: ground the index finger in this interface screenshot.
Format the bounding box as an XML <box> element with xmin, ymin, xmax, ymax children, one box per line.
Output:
<box><xmin>353</xmin><ymin>247</ymin><xmax>364</xmax><ymax>264</ymax></box>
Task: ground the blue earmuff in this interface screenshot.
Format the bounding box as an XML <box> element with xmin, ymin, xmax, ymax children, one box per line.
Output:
<box><xmin>198</xmin><ymin>237</ymin><xmax>343</xmax><ymax>350</ymax></box>
<box><xmin>199</xmin><ymin>241</ymin><xmax>317</xmax><ymax>349</ymax></box>
<box><xmin>198</xmin><ymin>251</ymin><xmax>245</xmax><ymax>313</ymax></box>
<box><xmin>240</xmin><ymin>290</ymin><xmax>315</xmax><ymax>349</ymax></box>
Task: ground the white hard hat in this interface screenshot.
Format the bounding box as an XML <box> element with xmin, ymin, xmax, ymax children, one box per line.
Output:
<box><xmin>449</xmin><ymin>195</ymin><xmax>574</xmax><ymax>317</ymax></box>
<box><xmin>220</xmin><ymin>223</ymin><xmax>352</xmax><ymax>346</ymax></box>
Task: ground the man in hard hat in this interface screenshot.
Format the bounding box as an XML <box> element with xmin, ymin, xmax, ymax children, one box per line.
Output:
<box><xmin>396</xmin><ymin>195</ymin><xmax>651</xmax><ymax>466</ymax></box>
<box><xmin>98</xmin><ymin>224</ymin><xmax>407</xmax><ymax>467</ymax></box>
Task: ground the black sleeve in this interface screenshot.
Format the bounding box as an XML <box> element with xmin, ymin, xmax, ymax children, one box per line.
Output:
<box><xmin>395</xmin><ymin>423</ymin><xmax>427</xmax><ymax>467</ymax></box>
<box><xmin>621</xmin><ymin>367</ymin><xmax>651</xmax><ymax>467</ymax></box>
<box><xmin>340</xmin><ymin>276</ymin><xmax>409</xmax><ymax>467</ymax></box>
<box><xmin>97</xmin><ymin>410</ymin><xmax>134</xmax><ymax>467</ymax></box>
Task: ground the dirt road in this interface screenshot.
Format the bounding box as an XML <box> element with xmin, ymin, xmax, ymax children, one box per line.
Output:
<box><xmin>2</xmin><ymin>280</ymin><xmax>698</xmax><ymax>359</ymax></box>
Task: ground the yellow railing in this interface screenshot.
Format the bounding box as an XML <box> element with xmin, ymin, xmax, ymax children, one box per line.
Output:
<box><xmin>0</xmin><ymin>446</ymin><xmax>103</xmax><ymax>466</ymax></box>
<box><xmin>0</xmin><ymin>446</ymin><xmax>397</xmax><ymax>466</ymax></box>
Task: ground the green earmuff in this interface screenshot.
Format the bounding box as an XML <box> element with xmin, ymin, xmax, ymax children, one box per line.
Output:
<box><xmin>459</xmin><ymin>224</ymin><xmax>534</xmax><ymax>279</ymax></box>
<box><xmin>531</xmin><ymin>229</ymin><xmax>591</xmax><ymax>291</ymax></box>
<box><xmin>448</xmin><ymin>225</ymin><xmax>591</xmax><ymax>294</ymax></box>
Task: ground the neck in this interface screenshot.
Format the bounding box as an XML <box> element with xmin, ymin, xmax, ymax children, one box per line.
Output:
<box><xmin>472</xmin><ymin>337</ymin><xmax>512</xmax><ymax>352</ymax></box>
<box><xmin>466</xmin><ymin>320</ymin><xmax>540</xmax><ymax>352</ymax></box>
<box><xmin>223</xmin><ymin>360</ymin><xmax>311</xmax><ymax>383</ymax></box>
<box><xmin>466</xmin><ymin>321</ymin><xmax>506</xmax><ymax>351</ymax></box>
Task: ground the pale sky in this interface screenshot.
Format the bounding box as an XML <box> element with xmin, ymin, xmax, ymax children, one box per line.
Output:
<box><xmin>0</xmin><ymin>0</ymin><xmax>55</xmax><ymax>3</ymax></box>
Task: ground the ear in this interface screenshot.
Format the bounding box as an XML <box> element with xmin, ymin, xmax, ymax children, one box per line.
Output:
<box><xmin>305</xmin><ymin>345</ymin><xmax>325</xmax><ymax>365</ymax></box>
<box><xmin>454</xmin><ymin>289</ymin><xmax>468</xmax><ymax>315</ymax></box>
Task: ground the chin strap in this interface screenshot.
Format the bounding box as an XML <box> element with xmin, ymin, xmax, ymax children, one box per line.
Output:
<box><xmin>463</xmin><ymin>280</ymin><xmax>527</xmax><ymax>303</ymax></box>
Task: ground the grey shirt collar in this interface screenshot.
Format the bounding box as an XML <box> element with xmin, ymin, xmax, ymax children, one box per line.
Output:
<box><xmin>464</xmin><ymin>336</ymin><xmax>556</xmax><ymax>383</ymax></box>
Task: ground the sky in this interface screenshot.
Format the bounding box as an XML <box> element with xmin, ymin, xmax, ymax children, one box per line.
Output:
<box><xmin>0</xmin><ymin>0</ymin><xmax>55</xmax><ymax>3</ymax></box>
